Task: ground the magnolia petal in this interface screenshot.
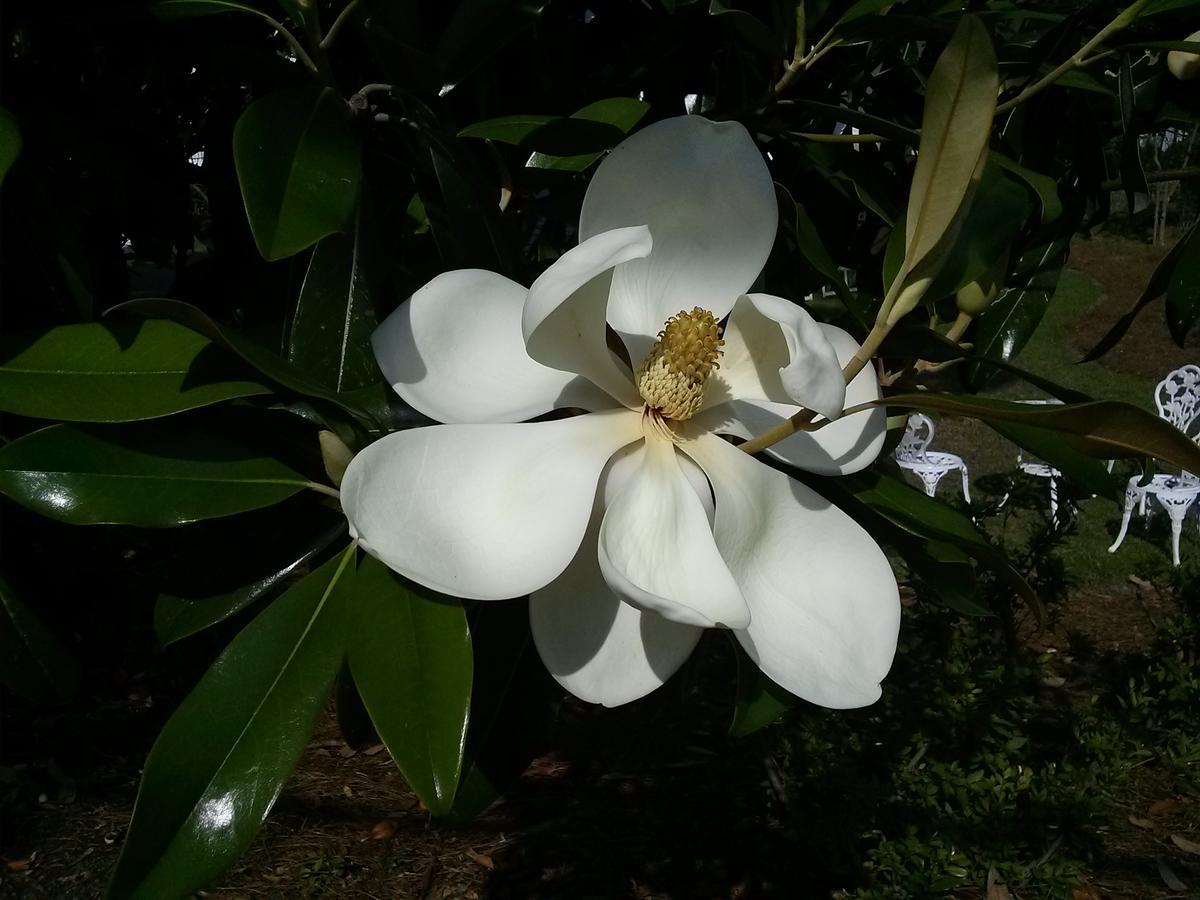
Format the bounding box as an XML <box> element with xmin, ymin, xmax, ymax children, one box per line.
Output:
<box><xmin>708</xmin><ymin>294</ymin><xmax>846</xmax><ymax>420</ymax></box>
<box><xmin>530</xmin><ymin>445</ymin><xmax>704</xmax><ymax>707</ymax></box>
<box><xmin>372</xmin><ymin>269</ymin><xmax>612</xmax><ymax>424</ymax></box>
<box><xmin>683</xmin><ymin>433</ymin><xmax>900</xmax><ymax>709</ymax></box>
<box><xmin>341</xmin><ymin>409</ymin><xmax>643</xmax><ymax>601</ymax></box>
<box><xmin>524</xmin><ymin>226</ymin><xmax>650</xmax><ymax>409</ymax></box>
<box><xmin>598</xmin><ymin>431</ymin><xmax>749</xmax><ymax>629</ymax></box>
<box><xmin>580</xmin><ymin>116</ymin><xmax>778</xmax><ymax>364</ymax></box>
<box><xmin>696</xmin><ymin>324</ymin><xmax>886</xmax><ymax>476</ymax></box>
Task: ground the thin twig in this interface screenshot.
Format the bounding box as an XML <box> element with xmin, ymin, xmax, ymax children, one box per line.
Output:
<box><xmin>995</xmin><ymin>0</ymin><xmax>1151</xmax><ymax>115</ymax></box>
<box><xmin>320</xmin><ymin>0</ymin><xmax>362</xmax><ymax>50</ymax></box>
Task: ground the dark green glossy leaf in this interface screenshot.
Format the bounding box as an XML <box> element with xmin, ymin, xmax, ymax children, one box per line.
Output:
<box><xmin>459</xmin><ymin>113</ymin><xmax>627</xmax><ymax>155</ymax></box>
<box><xmin>233</xmin><ymin>86</ymin><xmax>361</xmax><ymax>261</ymax></box>
<box><xmin>428</xmin><ymin>145</ymin><xmax>516</xmax><ymax>273</ymax></box>
<box><xmin>730</xmin><ymin>647</ymin><xmax>795</xmax><ymax>737</ymax></box>
<box><xmin>0</xmin><ymin>105</ymin><xmax>20</xmax><ymax>188</ymax></box>
<box><xmin>526</xmin><ymin>98</ymin><xmax>650</xmax><ymax>172</ymax></box>
<box><xmin>154</xmin><ymin>517</ymin><xmax>348</xmax><ymax>645</ymax></box>
<box><xmin>989</xmin><ymin>421</ymin><xmax>1120</xmax><ymax>501</ymax></box>
<box><xmin>776</xmin><ymin>183</ymin><xmax>869</xmax><ymax>326</ymax></box>
<box><xmin>436</xmin><ymin>0</ymin><xmax>546</xmax><ymax>94</ymax></box>
<box><xmin>834</xmin><ymin>470</ymin><xmax>1042</xmax><ymax>619</ymax></box>
<box><xmin>1145</xmin><ymin>0</ymin><xmax>1200</xmax><ymax>15</ymax></box>
<box><xmin>111</xmin><ymin>299</ymin><xmax>377</xmax><ymax>427</ymax></box>
<box><xmin>923</xmin><ymin>170</ymin><xmax>1032</xmax><ymax>302</ymax></box>
<box><xmin>0</xmin><ymin>575</ymin><xmax>78</xmax><ymax>703</ymax></box>
<box><xmin>880</xmin><ymin>393</ymin><xmax>1200</xmax><ymax>472</ymax></box>
<box><xmin>900</xmin><ymin>538</ymin><xmax>989</xmax><ymax>617</ymax></box>
<box><xmin>709</xmin><ymin>1</ymin><xmax>779</xmax><ymax>59</ymax></box>
<box><xmin>108</xmin><ymin>547</ymin><xmax>353</xmax><ymax>900</ymax></box>
<box><xmin>1081</xmin><ymin>222</ymin><xmax>1197</xmax><ymax>361</ymax></box>
<box><xmin>0</xmin><ymin>321</ymin><xmax>272</xmax><ymax>422</ymax></box>
<box><xmin>836</xmin><ymin>0</ymin><xmax>908</xmax><ymax>25</ymax></box>
<box><xmin>448</xmin><ymin>599</ymin><xmax>555</xmax><ymax>823</ymax></box>
<box><xmin>287</xmin><ymin>229</ymin><xmax>379</xmax><ymax>393</ymax></box>
<box><xmin>1165</xmin><ymin>221</ymin><xmax>1200</xmax><ymax>346</ymax></box>
<box><xmin>991</xmin><ymin>152</ymin><xmax>1063</xmax><ymax>225</ymax></box>
<box><xmin>970</xmin><ymin>232</ymin><xmax>1071</xmax><ymax>384</ymax></box>
<box><xmin>347</xmin><ymin>555</ymin><xmax>472</xmax><ymax>817</ymax></box>
<box><xmin>0</xmin><ymin>423</ymin><xmax>311</xmax><ymax>527</ymax></box>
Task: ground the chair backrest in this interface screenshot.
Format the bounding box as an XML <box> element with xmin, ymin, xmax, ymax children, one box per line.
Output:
<box><xmin>895</xmin><ymin>413</ymin><xmax>935</xmax><ymax>463</ymax></box>
<box><xmin>1155</xmin><ymin>365</ymin><xmax>1200</xmax><ymax>442</ymax></box>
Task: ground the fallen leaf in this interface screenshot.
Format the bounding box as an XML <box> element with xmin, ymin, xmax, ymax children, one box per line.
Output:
<box><xmin>1170</xmin><ymin>834</ymin><xmax>1200</xmax><ymax>856</ymax></box>
<box><xmin>1157</xmin><ymin>857</ymin><xmax>1188</xmax><ymax>892</ymax></box>
<box><xmin>986</xmin><ymin>866</ymin><xmax>1012</xmax><ymax>899</ymax></box>
<box><xmin>1127</xmin><ymin>574</ymin><xmax>1153</xmax><ymax>590</ymax></box>
<box><xmin>1128</xmin><ymin>815</ymin><xmax>1155</xmax><ymax>830</ymax></box>
<box><xmin>1149</xmin><ymin>798</ymin><xmax>1188</xmax><ymax>817</ymax></box>
<box><xmin>1071</xmin><ymin>886</ymin><xmax>1103</xmax><ymax>900</ymax></box>
<box><xmin>4</xmin><ymin>859</ymin><xmax>31</xmax><ymax>872</ymax></box>
<box><xmin>465</xmin><ymin>849</ymin><xmax>495</xmax><ymax>870</ymax></box>
<box><xmin>367</xmin><ymin>819</ymin><xmax>397</xmax><ymax>840</ymax></box>
<box><xmin>338</xmin><ymin>745</ymin><xmax>357</xmax><ymax>759</ymax></box>
<box><xmin>363</xmin><ymin>743</ymin><xmax>386</xmax><ymax>756</ymax></box>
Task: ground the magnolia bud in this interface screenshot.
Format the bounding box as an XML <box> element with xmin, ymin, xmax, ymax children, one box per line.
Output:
<box><xmin>955</xmin><ymin>251</ymin><xmax>1009</xmax><ymax>317</ymax></box>
<box><xmin>1168</xmin><ymin>30</ymin><xmax>1200</xmax><ymax>81</ymax></box>
<box><xmin>319</xmin><ymin>430</ymin><xmax>354</xmax><ymax>488</ymax></box>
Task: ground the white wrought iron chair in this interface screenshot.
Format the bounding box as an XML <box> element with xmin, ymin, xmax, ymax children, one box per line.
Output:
<box><xmin>1014</xmin><ymin>399</ymin><xmax>1067</xmax><ymax>524</ymax></box>
<box><xmin>1108</xmin><ymin>364</ymin><xmax>1200</xmax><ymax>566</ymax></box>
<box><xmin>895</xmin><ymin>413</ymin><xmax>970</xmax><ymax>502</ymax></box>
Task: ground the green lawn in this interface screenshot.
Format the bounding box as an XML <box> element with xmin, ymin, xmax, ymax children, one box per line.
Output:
<box><xmin>924</xmin><ymin>268</ymin><xmax>1197</xmax><ymax>593</ymax></box>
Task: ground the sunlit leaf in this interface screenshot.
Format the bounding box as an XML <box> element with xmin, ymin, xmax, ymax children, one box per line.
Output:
<box><xmin>730</xmin><ymin>647</ymin><xmax>795</xmax><ymax>737</ymax></box>
<box><xmin>108</xmin><ymin>547</ymin><xmax>353</xmax><ymax>900</ymax></box>
<box><xmin>0</xmin><ymin>321</ymin><xmax>272</xmax><ymax>422</ymax></box>
<box><xmin>0</xmin><ymin>423</ymin><xmax>311</xmax><ymax>527</ymax></box>
<box><xmin>526</xmin><ymin>98</ymin><xmax>650</xmax><ymax>172</ymax></box>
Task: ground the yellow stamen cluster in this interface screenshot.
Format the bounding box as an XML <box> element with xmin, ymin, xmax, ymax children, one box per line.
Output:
<box><xmin>636</xmin><ymin>307</ymin><xmax>724</xmax><ymax>421</ymax></box>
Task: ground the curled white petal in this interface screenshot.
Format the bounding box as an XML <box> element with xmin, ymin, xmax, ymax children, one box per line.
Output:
<box><xmin>341</xmin><ymin>409</ymin><xmax>643</xmax><ymax>601</ymax></box>
<box><xmin>524</xmin><ymin>226</ymin><xmax>650</xmax><ymax>409</ymax></box>
<box><xmin>597</xmin><ymin>430</ymin><xmax>749</xmax><ymax>629</ymax></box>
<box><xmin>682</xmin><ymin>433</ymin><xmax>900</xmax><ymax>709</ymax></box>
<box><xmin>372</xmin><ymin>269</ymin><xmax>612</xmax><ymax>424</ymax></box>
<box><xmin>530</xmin><ymin>444</ymin><xmax>704</xmax><ymax>707</ymax></box>
<box><xmin>709</xmin><ymin>293</ymin><xmax>846</xmax><ymax>421</ymax></box>
<box><xmin>580</xmin><ymin>116</ymin><xmax>778</xmax><ymax>364</ymax></box>
<box><xmin>697</xmin><ymin>324</ymin><xmax>886</xmax><ymax>475</ymax></box>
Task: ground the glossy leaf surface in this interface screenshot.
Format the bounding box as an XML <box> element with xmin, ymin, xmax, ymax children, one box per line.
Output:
<box><xmin>155</xmin><ymin>516</ymin><xmax>348</xmax><ymax>645</ymax></box>
<box><xmin>0</xmin><ymin>105</ymin><xmax>20</xmax><ymax>187</ymax></box>
<box><xmin>108</xmin><ymin>548</ymin><xmax>353</xmax><ymax>900</ymax></box>
<box><xmin>286</xmin><ymin>230</ymin><xmax>379</xmax><ymax>393</ymax></box>
<box><xmin>526</xmin><ymin>98</ymin><xmax>650</xmax><ymax>172</ymax></box>
<box><xmin>233</xmin><ymin>86</ymin><xmax>361</xmax><ymax>261</ymax></box>
<box><xmin>0</xmin><ymin>423</ymin><xmax>310</xmax><ymax>527</ymax></box>
<box><xmin>347</xmin><ymin>555</ymin><xmax>472</xmax><ymax>817</ymax></box>
<box><xmin>112</xmin><ymin>299</ymin><xmax>376</xmax><ymax>427</ymax></box>
<box><xmin>0</xmin><ymin>575</ymin><xmax>78</xmax><ymax>703</ymax></box>
<box><xmin>0</xmin><ymin>321</ymin><xmax>271</xmax><ymax>422</ymax></box>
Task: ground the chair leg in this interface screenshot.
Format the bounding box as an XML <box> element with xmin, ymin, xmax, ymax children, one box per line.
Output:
<box><xmin>960</xmin><ymin>466</ymin><xmax>971</xmax><ymax>504</ymax></box>
<box><xmin>1048</xmin><ymin>476</ymin><xmax>1059</xmax><ymax>526</ymax></box>
<box><xmin>1109</xmin><ymin>485</ymin><xmax>1137</xmax><ymax>553</ymax></box>
<box><xmin>1164</xmin><ymin>499</ymin><xmax>1191</xmax><ymax>567</ymax></box>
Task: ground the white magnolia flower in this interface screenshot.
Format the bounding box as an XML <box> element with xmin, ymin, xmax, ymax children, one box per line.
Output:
<box><xmin>341</xmin><ymin>115</ymin><xmax>900</xmax><ymax>709</ymax></box>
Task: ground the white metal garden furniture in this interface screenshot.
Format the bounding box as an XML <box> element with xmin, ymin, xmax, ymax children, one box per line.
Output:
<box><xmin>895</xmin><ymin>413</ymin><xmax>970</xmax><ymax>502</ymax></box>
<box><xmin>1108</xmin><ymin>364</ymin><xmax>1200</xmax><ymax>567</ymax></box>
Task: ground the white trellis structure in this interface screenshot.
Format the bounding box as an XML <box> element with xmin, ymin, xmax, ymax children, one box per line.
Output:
<box><xmin>894</xmin><ymin>413</ymin><xmax>970</xmax><ymax>502</ymax></box>
<box><xmin>1109</xmin><ymin>364</ymin><xmax>1200</xmax><ymax>566</ymax></box>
